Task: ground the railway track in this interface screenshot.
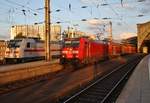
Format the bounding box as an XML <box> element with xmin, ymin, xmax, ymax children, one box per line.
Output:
<box><xmin>61</xmin><ymin>55</ymin><xmax>143</xmax><ymax>103</ymax></box>
<box><xmin>0</xmin><ymin>63</ymin><xmax>74</xmax><ymax>95</ymax></box>
<box><xmin>0</xmin><ymin>61</ymin><xmax>95</xmax><ymax>95</ymax></box>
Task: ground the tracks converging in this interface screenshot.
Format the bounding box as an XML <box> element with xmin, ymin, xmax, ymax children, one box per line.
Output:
<box><xmin>0</xmin><ymin>64</ymin><xmax>73</xmax><ymax>95</ymax></box>
<box><xmin>0</xmin><ymin>60</ymin><xmax>89</xmax><ymax>95</ymax></box>
<box><xmin>61</xmin><ymin>55</ymin><xmax>143</xmax><ymax>103</ymax></box>
<box><xmin>0</xmin><ymin>54</ymin><xmax>144</xmax><ymax>103</ymax></box>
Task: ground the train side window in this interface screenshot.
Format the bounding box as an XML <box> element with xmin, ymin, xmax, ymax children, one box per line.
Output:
<box><xmin>27</xmin><ymin>42</ymin><xmax>30</xmax><ymax>48</ymax></box>
<box><xmin>85</xmin><ymin>42</ymin><xmax>87</xmax><ymax>44</ymax></box>
<box><xmin>85</xmin><ymin>42</ymin><xmax>87</xmax><ymax>45</ymax></box>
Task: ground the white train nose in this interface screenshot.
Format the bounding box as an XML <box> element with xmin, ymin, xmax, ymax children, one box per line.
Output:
<box><xmin>5</xmin><ymin>48</ymin><xmax>19</xmax><ymax>58</ymax></box>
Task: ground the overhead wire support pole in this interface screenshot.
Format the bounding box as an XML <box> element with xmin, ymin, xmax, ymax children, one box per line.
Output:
<box><xmin>109</xmin><ymin>21</ymin><xmax>112</xmax><ymax>42</ymax></box>
<box><xmin>45</xmin><ymin>0</ymin><xmax>51</xmax><ymax>61</ymax></box>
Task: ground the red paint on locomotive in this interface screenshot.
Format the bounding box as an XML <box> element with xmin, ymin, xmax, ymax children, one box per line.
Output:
<box><xmin>60</xmin><ymin>37</ymin><xmax>108</xmax><ymax>64</ymax></box>
<box><xmin>121</xmin><ymin>44</ymin><xmax>137</xmax><ymax>54</ymax></box>
<box><xmin>108</xmin><ymin>42</ymin><xmax>121</xmax><ymax>58</ymax></box>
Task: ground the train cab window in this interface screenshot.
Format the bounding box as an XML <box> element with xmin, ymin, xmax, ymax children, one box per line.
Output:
<box><xmin>64</xmin><ymin>40</ymin><xmax>79</xmax><ymax>47</ymax></box>
<box><xmin>27</xmin><ymin>42</ymin><xmax>30</xmax><ymax>48</ymax></box>
<box><xmin>7</xmin><ymin>40</ymin><xmax>22</xmax><ymax>48</ymax></box>
<box><xmin>85</xmin><ymin>42</ymin><xmax>88</xmax><ymax>45</ymax></box>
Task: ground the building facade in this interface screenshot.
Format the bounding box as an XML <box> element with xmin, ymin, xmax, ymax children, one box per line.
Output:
<box><xmin>11</xmin><ymin>24</ymin><xmax>61</xmax><ymax>41</ymax></box>
<box><xmin>63</xmin><ymin>27</ymin><xmax>86</xmax><ymax>38</ymax></box>
<box><xmin>137</xmin><ymin>21</ymin><xmax>150</xmax><ymax>53</ymax></box>
<box><xmin>0</xmin><ymin>40</ymin><xmax>7</xmax><ymax>61</ymax></box>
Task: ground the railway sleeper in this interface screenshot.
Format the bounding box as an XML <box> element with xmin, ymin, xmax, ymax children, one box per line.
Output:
<box><xmin>78</xmin><ymin>97</ymin><xmax>97</xmax><ymax>102</ymax></box>
<box><xmin>62</xmin><ymin>55</ymin><xmax>143</xmax><ymax>103</ymax></box>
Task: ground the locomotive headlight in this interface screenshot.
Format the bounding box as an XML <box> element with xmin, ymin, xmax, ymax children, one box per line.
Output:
<box><xmin>62</xmin><ymin>51</ymin><xmax>68</xmax><ymax>54</ymax></box>
<box><xmin>75</xmin><ymin>55</ymin><xmax>79</xmax><ymax>58</ymax></box>
<box><xmin>72</xmin><ymin>50</ymin><xmax>79</xmax><ymax>54</ymax></box>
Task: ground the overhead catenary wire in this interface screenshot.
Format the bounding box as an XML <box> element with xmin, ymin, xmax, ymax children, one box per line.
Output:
<box><xmin>0</xmin><ymin>0</ymin><xmax>148</xmax><ymax>39</ymax></box>
<box><xmin>5</xmin><ymin>0</ymin><xmax>43</xmax><ymax>14</ymax></box>
<box><xmin>2</xmin><ymin>0</ymin><xmax>45</xmax><ymax>25</ymax></box>
<box><xmin>103</xmin><ymin>0</ymin><xmax>137</xmax><ymax>32</ymax></box>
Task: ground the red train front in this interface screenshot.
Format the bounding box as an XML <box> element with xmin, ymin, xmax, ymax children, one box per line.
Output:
<box><xmin>60</xmin><ymin>37</ymin><xmax>108</xmax><ymax>65</ymax></box>
<box><xmin>60</xmin><ymin>38</ymin><xmax>80</xmax><ymax>64</ymax></box>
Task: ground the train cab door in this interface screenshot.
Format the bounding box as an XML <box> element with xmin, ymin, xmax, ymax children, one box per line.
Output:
<box><xmin>85</xmin><ymin>41</ymin><xmax>90</xmax><ymax>64</ymax></box>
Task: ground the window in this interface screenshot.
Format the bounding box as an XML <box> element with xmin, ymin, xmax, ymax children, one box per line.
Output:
<box><xmin>8</xmin><ymin>40</ymin><xmax>22</xmax><ymax>48</ymax></box>
<box><xmin>27</xmin><ymin>42</ymin><xmax>30</xmax><ymax>48</ymax></box>
<box><xmin>64</xmin><ymin>40</ymin><xmax>80</xmax><ymax>47</ymax></box>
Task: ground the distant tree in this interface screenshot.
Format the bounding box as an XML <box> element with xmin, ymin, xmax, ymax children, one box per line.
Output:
<box><xmin>14</xmin><ymin>32</ymin><xmax>26</xmax><ymax>39</ymax></box>
<box><xmin>54</xmin><ymin>33</ymin><xmax>61</xmax><ymax>40</ymax></box>
<box><xmin>37</xmin><ymin>33</ymin><xmax>41</xmax><ymax>40</ymax></box>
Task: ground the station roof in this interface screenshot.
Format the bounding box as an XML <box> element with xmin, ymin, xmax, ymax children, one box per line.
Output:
<box><xmin>122</xmin><ymin>36</ymin><xmax>137</xmax><ymax>45</ymax></box>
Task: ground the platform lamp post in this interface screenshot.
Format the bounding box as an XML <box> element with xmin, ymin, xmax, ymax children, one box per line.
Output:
<box><xmin>45</xmin><ymin>0</ymin><xmax>51</xmax><ymax>61</ymax></box>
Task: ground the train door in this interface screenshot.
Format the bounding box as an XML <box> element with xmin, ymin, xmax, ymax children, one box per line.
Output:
<box><xmin>84</xmin><ymin>41</ymin><xmax>89</xmax><ymax>64</ymax></box>
<box><xmin>112</xmin><ymin>45</ymin><xmax>116</xmax><ymax>55</ymax></box>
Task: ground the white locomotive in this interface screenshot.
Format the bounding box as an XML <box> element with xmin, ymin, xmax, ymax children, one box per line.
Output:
<box><xmin>5</xmin><ymin>38</ymin><xmax>62</xmax><ymax>63</ymax></box>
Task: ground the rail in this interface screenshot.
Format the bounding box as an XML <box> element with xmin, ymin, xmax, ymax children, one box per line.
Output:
<box><xmin>62</xmin><ymin>55</ymin><xmax>143</xmax><ymax>103</ymax></box>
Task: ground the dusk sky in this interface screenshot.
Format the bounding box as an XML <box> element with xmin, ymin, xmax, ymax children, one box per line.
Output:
<box><xmin>0</xmin><ymin>0</ymin><xmax>150</xmax><ymax>40</ymax></box>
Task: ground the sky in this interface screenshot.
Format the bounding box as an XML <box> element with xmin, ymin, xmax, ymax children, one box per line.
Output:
<box><xmin>0</xmin><ymin>0</ymin><xmax>150</xmax><ymax>40</ymax></box>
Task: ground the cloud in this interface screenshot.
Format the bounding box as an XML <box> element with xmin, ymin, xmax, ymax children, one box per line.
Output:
<box><xmin>119</xmin><ymin>0</ymin><xmax>150</xmax><ymax>12</ymax></box>
<box><xmin>114</xmin><ymin>2</ymin><xmax>136</xmax><ymax>10</ymax></box>
<box><xmin>140</xmin><ymin>8</ymin><xmax>149</xmax><ymax>14</ymax></box>
<box><xmin>119</xmin><ymin>32</ymin><xmax>137</xmax><ymax>39</ymax></box>
<box><xmin>84</xmin><ymin>19</ymin><xmax>111</xmax><ymax>39</ymax></box>
<box><xmin>139</xmin><ymin>0</ymin><xmax>150</xmax><ymax>14</ymax></box>
<box><xmin>80</xmin><ymin>0</ymin><xmax>103</xmax><ymax>4</ymax></box>
<box><xmin>0</xmin><ymin>34</ymin><xmax>10</xmax><ymax>40</ymax></box>
<box><xmin>87</xmin><ymin>19</ymin><xmax>102</xmax><ymax>25</ymax></box>
<box><xmin>86</xmin><ymin>19</ymin><xmax>110</xmax><ymax>26</ymax></box>
<box><xmin>85</xmin><ymin>19</ymin><xmax>104</xmax><ymax>32</ymax></box>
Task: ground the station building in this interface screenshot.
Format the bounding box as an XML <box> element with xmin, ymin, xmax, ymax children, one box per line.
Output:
<box><xmin>137</xmin><ymin>21</ymin><xmax>150</xmax><ymax>53</ymax></box>
<box><xmin>0</xmin><ymin>40</ymin><xmax>7</xmax><ymax>61</ymax></box>
<box><xmin>62</xmin><ymin>27</ymin><xmax>87</xmax><ymax>39</ymax></box>
<box><xmin>10</xmin><ymin>24</ymin><xmax>61</xmax><ymax>41</ymax></box>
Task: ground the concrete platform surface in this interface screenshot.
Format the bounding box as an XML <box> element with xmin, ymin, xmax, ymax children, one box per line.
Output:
<box><xmin>0</xmin><ymin>59</ymin><xmax>61</xmax><ymax>85</ymax></box>
<box><xmin>0</xmin><ymin>59</ymin><xmax>59</xmax><ymax>73</ymax></box>
<box><xmin>116</xmin><ymin>54</ymin><xmax>150</xmax><ymax>103</ymax></box>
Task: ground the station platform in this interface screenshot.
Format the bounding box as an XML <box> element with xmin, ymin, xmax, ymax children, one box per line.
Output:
<box><xmin>0</xmin><ymin>59</ymin><xmax>62</xmax><ymax>85</ymax></box>
<box><xmin>116</xmin><ymin>54</ymin><xmax>150</xmax><ymax>103</ymax></box>
<box><xmin>0</xmin><ymin>59</ymin><xmax>59</xmax><ymax>73</ymax></box>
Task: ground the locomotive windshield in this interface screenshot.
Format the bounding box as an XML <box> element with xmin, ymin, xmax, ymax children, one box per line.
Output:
<box><xmin>64</xmin><ymin>40</ymin><xmax>80</xmax><ymax>47</ymax></box>
<box><xmin>7</xmin><ymin>39</ymin><xmax>22</xmax><ymax>48</ymax></box>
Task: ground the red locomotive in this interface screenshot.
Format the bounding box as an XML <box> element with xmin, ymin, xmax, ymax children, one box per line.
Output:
<box><xmin>60</xmin><ymin>37</ymin><xmax>108</xmax><ymax>65</ymax></box>
<box><xmin>60</xmin><ymin>37</ymin><xmax>137</xmax><ymax>65</ymax></box>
